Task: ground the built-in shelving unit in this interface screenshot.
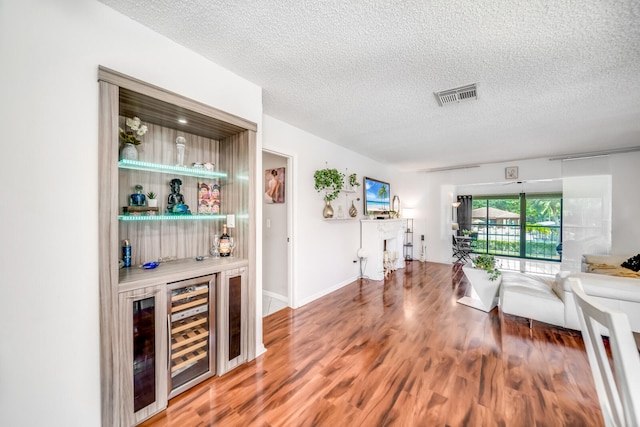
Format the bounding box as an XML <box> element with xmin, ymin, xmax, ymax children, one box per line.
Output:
<box><xmin>98</xmin><ymin>66</ymin><xmax>258</xmax><ymax>426</ymax></box>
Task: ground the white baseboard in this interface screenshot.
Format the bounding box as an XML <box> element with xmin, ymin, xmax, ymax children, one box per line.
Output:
<box><xmin>263</xmin><ymin>290</ymin><xmax>288</xmax><ymax>303</ymax></box>
<box><xmin>295</xmin><ymin>275</ymin><xmax>359</xmax><ymax>308</ymax></box>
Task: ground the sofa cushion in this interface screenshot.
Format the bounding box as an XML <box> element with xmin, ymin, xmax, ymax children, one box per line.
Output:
<box><xmin>621</xmin><ymin>254</ymin><xmax>640</xmax><ymax>272</ymax></box>
<box><xmin>583</xmin><ymin>254</ymin><xmax>631</xmax><ymax>266</ymax></box>
<box><xmin>500</xmin><ymin>272</ymin><xmax>565</xmax><ymax>327</ymax></box>
<box><xmin>556</xmin><ymin>272</ymin><xmax>640</xmax><ymax>303</ymax></box>
<box><xmin>587</xmin><ymin>263</ymin><xmax>640</xmax><ymax>278</ymax></box>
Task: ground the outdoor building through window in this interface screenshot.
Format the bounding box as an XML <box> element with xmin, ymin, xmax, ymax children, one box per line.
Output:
<box><xmin>470</xmin><ymin>193</ymin><xmax>562</xmax><ymax>261</ymax></box>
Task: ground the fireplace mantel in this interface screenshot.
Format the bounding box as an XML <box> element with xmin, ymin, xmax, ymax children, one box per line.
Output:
<box><xmin>360</xmin><ymin>219</ymin><xmax>405</xmax><ymax>280</ymax></box>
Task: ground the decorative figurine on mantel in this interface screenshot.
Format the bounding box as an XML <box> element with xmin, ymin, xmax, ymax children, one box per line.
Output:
<box><xmin>167</xmin><ymin>178</ymin><xmax>190</xmax><ymax>214</ymax></box>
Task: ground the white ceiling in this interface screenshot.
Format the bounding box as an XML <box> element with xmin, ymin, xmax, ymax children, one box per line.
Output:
<box><xmin>99</xmin><ymin>0</ymin><xmax>640</xmax><ymax>172</ymax></box>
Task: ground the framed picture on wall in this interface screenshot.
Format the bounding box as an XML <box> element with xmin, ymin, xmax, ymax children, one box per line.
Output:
<box><xmin>505</xmin><ymin>166</ymin><xmax>518</xmax><ymax>180</ymax></box>
<box><xmin>197</xmin><ymin>182</ymin><xmax>221</xmax><ymax>214</ymax></box>
<box><xmin>264</xmin><ymin>167</ymin><xmax>285</xmax><ymax>203</ymax></box>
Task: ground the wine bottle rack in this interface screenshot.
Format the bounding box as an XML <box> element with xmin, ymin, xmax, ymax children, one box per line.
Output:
<box><xmin>168</xmin><ymin>275</ymin><xmax>215</xmax><ymax>393</ymax></box>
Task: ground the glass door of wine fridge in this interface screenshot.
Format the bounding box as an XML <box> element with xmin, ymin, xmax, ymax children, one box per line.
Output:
<box><xmin>167</xmin><ymin>274</ymin><xmax>216</xmax><ymax>398</ymax></box>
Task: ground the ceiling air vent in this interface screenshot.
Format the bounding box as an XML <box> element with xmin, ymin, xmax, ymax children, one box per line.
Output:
<box><xmin>435</xmin><ymin>83</ymin><xmax>478</xmax><ymax>106</ymax></box>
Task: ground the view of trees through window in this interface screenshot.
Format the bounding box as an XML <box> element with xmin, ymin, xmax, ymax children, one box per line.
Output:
<box><xmin>469</xmin><ymin>193</ymin><xmax>562</xmax><ymax>261</ymax></box>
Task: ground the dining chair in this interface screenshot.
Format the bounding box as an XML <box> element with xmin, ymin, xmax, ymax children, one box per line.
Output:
<box><xmin>452</xmin><ymin>235</ymin><xmax>472</xmax><ymax>264</ymax></box>
<box><xmin>570</xmin><ymin>278</ymin><xmax>640</xmax><ymax>427</ymax></box>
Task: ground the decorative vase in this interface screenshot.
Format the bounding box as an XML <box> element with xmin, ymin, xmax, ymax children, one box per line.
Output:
<box><xmin>121</xmin><ymin>143</ymin><xmax>138</xmax><ymax>161</ymax></box>
<box><xmin>130</xmin><ymin>193</ymin><xmax>146</xmax><ymax>206</ymax></box>
<box><xmin>323</xmin><ymin>200</ymin><xmax>334</xmax><ymax>218</ymax></box>
<box><xmin>349</xmin><ymin>201</ymin><xmax>358</xmax><ymax>217</ymax></box>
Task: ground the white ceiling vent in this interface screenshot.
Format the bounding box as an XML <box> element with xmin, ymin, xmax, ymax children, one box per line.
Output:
<box><xmin>435</xmin><ymin>83</ymin><xmax>478</xmax><ymax>106</ymax></box>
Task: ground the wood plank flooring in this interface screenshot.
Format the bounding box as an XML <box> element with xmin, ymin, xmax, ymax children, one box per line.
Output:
<box><xmin>140</xmin><ymin>261</ymin><xmax>604</xmax><ymax>426</ymax></box>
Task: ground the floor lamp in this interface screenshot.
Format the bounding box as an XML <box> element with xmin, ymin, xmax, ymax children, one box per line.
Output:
<box><xmin>357</xmin><ymin>248</ymin><xmax>369</xmax><ymax>279</ymax></box>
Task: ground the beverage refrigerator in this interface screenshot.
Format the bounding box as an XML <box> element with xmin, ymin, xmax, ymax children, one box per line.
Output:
<box><xmin>167</xmin><ymin>274</ymin><xmax>216</xmax><ymax>398</ymax></box>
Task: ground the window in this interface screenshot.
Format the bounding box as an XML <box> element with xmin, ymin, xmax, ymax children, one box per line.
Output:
<box><xmin>471</xmin><ymin>193</ymin><xmax>562</xmax><ymax>261</ymax></box>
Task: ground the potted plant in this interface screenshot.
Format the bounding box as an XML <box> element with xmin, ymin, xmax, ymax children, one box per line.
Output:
<box><xmin>119</xmin><ymin>116</ymin><xmax>148</xmax><ymax>160</ymax></box>
<box><xmin>459</xmin><ymin>253</ymin><xmax>502</xmax><ymax>312</ymax></box>
<box><xmin>472</xmin><ymin>253</ymin><xmax>501</xmax><ymax>281</ymax></box>
<box><xmin>146</xmin><ymin>191</ymin><xmax>158</xmax><ymax>208</ymax></box>
<box><xmin>314</xmin><ymin>168</ymin><xmax>344</xmax><ymax>218</ymax></box>
<box><xmin>348</xmin><ymin>173</ymin><xmax>360</xmax><ymax>190</ymax></box>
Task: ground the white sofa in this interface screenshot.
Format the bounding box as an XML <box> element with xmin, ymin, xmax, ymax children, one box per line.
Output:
<box><xmin>500</xmin><ymin>254</ymin><xmax>640</xmax><ymax>332</ymax></box>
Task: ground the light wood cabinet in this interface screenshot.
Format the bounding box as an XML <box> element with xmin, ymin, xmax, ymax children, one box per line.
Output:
<box><xmin>98</xmin><ymin>66</ymin><xmax>257</xmax><ymax>426</ymax></box>
<box><xmin>118</xmin><ymin>285</ymin><xmax>168</xmax><ymax>426</ymax></box>
<box><xmin>217</xmin><ymin>267</ymin><xmax>249</xmax><ymax>375</ymax></box>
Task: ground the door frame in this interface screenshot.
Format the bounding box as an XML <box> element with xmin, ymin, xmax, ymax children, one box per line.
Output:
<box><xmin>261</xmin><ymin>147</ymin><xmax>296</xmax><ymax>309</ymax></box>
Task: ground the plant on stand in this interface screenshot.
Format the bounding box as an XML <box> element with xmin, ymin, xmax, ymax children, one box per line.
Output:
<box><xmin>314</xmin><ymin>167</ymin><xmax>344</xmax><ymax>218</ymax></box>
<box><xmin>119</xmin><ymin>116</ymin><xmax>148</xmax><ymax>160</ymax></box>
<box><xmin>472</xmin><ymin>253</ymin><xmax>501</xmax><ymax>281</ymax></box>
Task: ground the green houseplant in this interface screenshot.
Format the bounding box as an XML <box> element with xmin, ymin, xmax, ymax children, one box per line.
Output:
<box><xmin>314</xmin><ymin>168</ymin><xmax>345</xmax><ymax>201</ymax></box>
<box><xmin>348</xmin><ymin>173</ymin><xmax>360</xmax><ymax>189</ymax></box>
<box><xmin>472</xmin><ymin>254</ymin><xmax>501</xmax><ymax>281</ymax></box>
<box><xmin>314</xmin><ymin>168</ymin><xmax>345</xmax><ymax>218</ymax></box>
<box><xmin>146</xmin><ymin>191</ymin><xmax>158</xmax><ymax>208</ymax></box>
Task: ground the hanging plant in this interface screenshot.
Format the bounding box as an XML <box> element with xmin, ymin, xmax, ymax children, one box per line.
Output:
<box><xmin>314</xmin><ymin>168</ymin><xmax>344</xmax><ymax>201</ymax></box>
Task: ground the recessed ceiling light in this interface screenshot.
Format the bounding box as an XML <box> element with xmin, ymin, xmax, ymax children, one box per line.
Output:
<box><xmin>178</xmin><ymin>118</ymin><xmax>188</xmax><ymax>124</ymax></box>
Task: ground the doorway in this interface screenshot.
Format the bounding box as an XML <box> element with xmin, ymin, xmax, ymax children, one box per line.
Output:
<box><xmin>262</xmin><ymin>150</ymin><xmax>293</xmax><ymax>316</ymax></box>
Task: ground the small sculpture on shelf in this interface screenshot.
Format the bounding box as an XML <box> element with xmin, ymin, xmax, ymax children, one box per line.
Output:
<box><xmin>167</xmin><ymin>178</ymin><xmax>190</xmax><ymax>214</ymax></box>
<box><xmin>129</xmin><ymin>185</ymin><xmax>146</xmax><ymax>206</ymax></box>
<box><xmin>176</xmin><ymin>136</ymin><xmax>186</xmax><ymax>166</ymax></box>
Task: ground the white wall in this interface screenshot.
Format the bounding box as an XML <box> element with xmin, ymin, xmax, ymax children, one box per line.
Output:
<box><xmin>262</xmin><ymin>115</ymin><xmax>421</xmax><ymax>307</ymax></box>
<box><xmin>0</xmin><ymin>1</ymin><xmax>262</xmax><ymax>425</ymax></box>
<box><xmin>611</xmin><ymin>152</ymin><xmax>640</xmax><ymax>255</ymax></box>
<box><xmin>421</xmin><ymin>154</ymin><xmax>640</xmax><ymax>264</ymax></box>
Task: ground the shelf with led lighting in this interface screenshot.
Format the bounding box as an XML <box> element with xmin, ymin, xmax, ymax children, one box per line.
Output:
<box><xmin>118</xmin><ymin>159</ymin><xmax>227</xmax><ymax>179</ymax></box>
<box><xmin>118</xmin><ymin>214</ymin><xmax>226</xmax><ymax>221</ymax></box>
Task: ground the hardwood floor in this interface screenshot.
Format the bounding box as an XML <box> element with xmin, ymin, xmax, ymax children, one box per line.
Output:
<box><xmin>140</xmin><ymin>261</ymin><xmax>604</xmax><ymax>426</ymax></box>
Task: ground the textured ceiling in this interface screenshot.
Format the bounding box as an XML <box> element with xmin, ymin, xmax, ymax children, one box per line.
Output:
<box><xmin>99</xmin><ymin>0</ymin><xmax>640</xmax><ymax>171</ymax></box>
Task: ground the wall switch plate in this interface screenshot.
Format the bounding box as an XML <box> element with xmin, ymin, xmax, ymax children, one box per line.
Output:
<box><xmin>227</xmin><ymin>214</ymin><xmax>235</xmax><ymax>228</ymax></box>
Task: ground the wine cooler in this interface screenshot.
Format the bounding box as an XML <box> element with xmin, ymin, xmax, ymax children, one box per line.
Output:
<box><xmin>167</xmin><ymin>274</ymin><xmax>216</xmax><ymax>398</ymax></box>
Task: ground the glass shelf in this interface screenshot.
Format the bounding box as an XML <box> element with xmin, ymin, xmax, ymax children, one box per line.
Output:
<box><xmin>118</xmin><ymin>159</ymin><xmax>227</xmax><ymax>179</ymax></box>
<box><xmin>119</xmin><ymin>214</ymin><xmax>227</xmax><ymax>221</ymax></box>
